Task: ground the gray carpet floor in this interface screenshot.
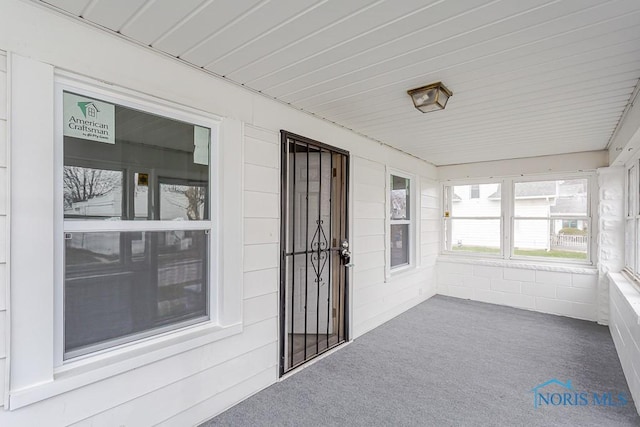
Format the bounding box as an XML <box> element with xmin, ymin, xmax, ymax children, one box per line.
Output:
<box><xmin>201</xmin><ymin>296</ymin><xmax>640</xmax><ymax>427</ymax></box>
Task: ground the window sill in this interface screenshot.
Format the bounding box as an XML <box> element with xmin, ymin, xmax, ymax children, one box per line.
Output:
<box><xmin>608</xmin><ymin>272</ymin><xmax>640</xmax><ymax>325</ymax></box>
<box><xmin>437</xmin><ymin>254</ymin><xmax>597</xmax><ymax>275</ymax></box>
<box><xmin>385</xmin><ymin>264</ymin><xmax>426</xmax><ymax>283</ymax></box>
<box><xmin>9</xmin><ymin>321</ymin><xmax>242</xmax><ymax>410</ymax></box>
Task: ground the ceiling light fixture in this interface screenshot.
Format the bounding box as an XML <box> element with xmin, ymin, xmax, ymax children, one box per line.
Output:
<box><xmin>407</xmin><ymin>82</ymin><xmax>453</xmax><ymax>113</ymax></box>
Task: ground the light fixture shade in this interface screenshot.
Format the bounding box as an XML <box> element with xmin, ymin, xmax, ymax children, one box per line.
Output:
<box><xmin>407</xmin><ymin>82</ymin><xmax>453</xmax><ymax>113</ymax></box>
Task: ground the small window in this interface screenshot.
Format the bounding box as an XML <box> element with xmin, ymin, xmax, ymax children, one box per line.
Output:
<box><xmin>444</xmin><ymin>183</ymin><xmax>502</xmax><ymax>255</ymax></box>
<box><xmin>62</xmin><ymin>90</ymin><xmax>214</xmax><ymax>359</ymax></box>
<box><xmin>470</xmin><ymin>184</ymin><xmax>480</xmax><ymax>199</ymax></box>
<box><xmin>390</xmin><ymin>174</ymin><xmax>411</xmax><ymax>269</ymax></box>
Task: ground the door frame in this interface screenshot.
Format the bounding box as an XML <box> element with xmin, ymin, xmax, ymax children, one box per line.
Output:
<box><xmin>278</xmin><ymin>130</ymin><xmax>350</xmax><ymax>377</ymax></box>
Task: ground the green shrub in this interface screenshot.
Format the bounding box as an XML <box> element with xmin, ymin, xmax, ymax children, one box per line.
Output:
<box><xmin>558</xmin><ymin>227</ymin><xmax>586</xmax><ymax>235</ymax></box>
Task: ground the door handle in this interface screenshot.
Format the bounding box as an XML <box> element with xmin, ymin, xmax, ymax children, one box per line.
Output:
<box><xmin>339</xmin><ymin>239</ymin><xmax>351</xmax><ymax>265</ymax></box>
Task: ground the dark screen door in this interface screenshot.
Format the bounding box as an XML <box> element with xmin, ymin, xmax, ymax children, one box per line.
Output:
<box><xmin>280</xmin><ymin>131</ymin><xmax>350</xmax><ymax>375</ymax></box>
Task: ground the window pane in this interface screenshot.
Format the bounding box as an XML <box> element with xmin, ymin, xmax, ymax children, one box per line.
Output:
<box><xmin>134</xmin><ymin>172</ymin><xmax>149</xmax><ymax>219</ymax></box>
<box><xmin>64</xmin><ymin>230</ymin><xmax>208</xmax><ymax>356</ymax></box>
<box><xmin>390</xmin><ymin>224</ymin><xmax>409</xmax><ymax>267</ymax></box>
<box><xmin>628</xmin><ymin>166</ymin><xmax>637</xmax><ymax>217</ymax></box>
<box><xmin>450</xmin><ymin>183</ymin><xmax>501</xmax><ymax>217</ymax></box>
<box><xmin>513</xmin><ymin>219</ymin><xmax>587</xmax><ymax>260</ymax></box>
<box><xmin>64</xmin><ymin>166</ymin><xmax>123</xmax><ymax>218</ymax></box>
<box><xmin>63</xmin><ymin>91</ymin><xmax>210</xmax><ymax>220</ymax></box>
<box><xmin>445</xmin><ymin>218</ymin><xmax>500</xmax><ymax>254</ymax></box>
<box><xmin>514</xmin><ymin>179</ymin><xmax>588</xmax><ymax>217</ymax></box>
<box><xmin>160</xmin><ymin>181</ymin><xmax>207</xmax><ymax>220</ymax></box>
<box><xmin>391</xmin><ymin>175</ymin><xmax>410</xmax><ymax>220</ymax></box>
<box><xmin>626</xmin><ymin>219</ymin><xmax>635</xmax><ymax>271</ymax></box>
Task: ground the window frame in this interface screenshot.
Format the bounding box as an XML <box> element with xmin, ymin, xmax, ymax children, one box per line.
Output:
<box><xmin>442</xmin><ymin>179</ymin><xmax>504</xmax><ymax>258</ymax></box>
<box><xmin>386</xmin><ymin>168</ymin><xmax>417</xmax><ymax>276</ymax></box>
<box><xmin>441</xmin><ymin>173</ymin><xmax>594</xmax><ymax>265</ymax></box>
<box><xmin>509</xmin><ymin>175</ymin><xmax>592</xmax><ymax>264</ymax></box>
<box><xmin>54</xmin><ymin>77</ymin><xmax>221</xmax><ymax>367</ymax></box>
<box><xmin>625</xmin><ymin>160</ymin><xmax>640</xmax><ymax>281</ymax></box>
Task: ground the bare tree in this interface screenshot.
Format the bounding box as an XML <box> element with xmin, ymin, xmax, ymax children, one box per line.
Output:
<box><xmin>63</xmin><ymin>166</ymin><xmax>120</xmax><ymax>209</ymax></box>
<box><xmin>164</xmin><ymin>184</ymin><xmax>206</xmax><ymax>220</ymax></box>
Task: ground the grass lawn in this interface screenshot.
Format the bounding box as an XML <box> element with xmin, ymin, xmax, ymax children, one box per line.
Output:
<box><xmin>452</xmin><ymin>245</ymin><xmax>586</xmax><ymax>260</ymax></box>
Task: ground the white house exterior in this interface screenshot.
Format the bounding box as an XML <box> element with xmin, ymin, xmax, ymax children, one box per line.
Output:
<box><xmin>0</xmin><ymin>0</ymin><xmax>638</xmax><ymax>425</ymax></box>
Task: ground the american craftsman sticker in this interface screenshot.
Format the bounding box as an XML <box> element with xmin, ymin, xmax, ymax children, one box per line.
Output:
<box><xmin>63</xmin><ymin>92</ymin><xmax>115</xmax><ymax>144</ymax></box>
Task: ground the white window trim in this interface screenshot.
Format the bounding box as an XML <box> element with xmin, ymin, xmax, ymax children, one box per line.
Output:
<box><xmin>442</xmin><ymin>178</ymin><xmax>504</xmax><ymax>259</ymax></box>
<box><xmin>8</xmin><ymin>59</ymin><xmax>244</xmax><ymax>409</ymax></box>
<box><xmin>623</xmin><ymin>159</ymin><xmax>640</xmax><ymax>292</ymax></box>
<box><xmin>386</xmin><ymin>167</ymin><xmax>418</xmax><ymax>279</ymax></box>
<box><xmin>56</xmin><ymin>78</ymin><xmax>223</xmax><ymax>365</ymax></box>
<box><xmin>441</xmin><ymin>172</ymin><xmax>595</xmax><ymax>266</ymax></box>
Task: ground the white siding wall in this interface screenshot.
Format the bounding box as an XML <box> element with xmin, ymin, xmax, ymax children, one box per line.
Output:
<box><xmin>0</xmin><ymin>1</ymin><xmax>438</xmax><ymax>424</ymax></box>
<box><xmin>437</xmin><ymin>260</ymin><xmax>599</xmax><ymax>320</ymax></box>
<box><xmin>351</xmin><ymin>158</ymin><xmax>438</xmax><ymax>337</ymax></box>
<box><xmin>0</xmin><ymin>50</ymin><xmax>7</xmax><ymax>409</ymax></box>
<box><xmin>609</xmin><ymin>273</ymin><xmax>640</xmax><ymax>415</ymax></box>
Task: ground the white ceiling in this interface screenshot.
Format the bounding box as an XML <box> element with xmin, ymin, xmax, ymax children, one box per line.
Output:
<box><xmin>37</xmin><ymin>0</ymin><xmax>640</xmax><ymax>166</ymax></box>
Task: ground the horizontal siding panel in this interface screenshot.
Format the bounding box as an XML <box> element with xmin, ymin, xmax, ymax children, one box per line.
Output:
<box><xmin>158</xmin><ymin>367</ymin><xmax>276</xmax><ymax>427</ymax></box>
<box><xmin>421</xmin><ymin>206</ymin><xmax>439</xmax><ymax>217</ymax></box>
<box><xmin>421</xmin><ymin>181</ymin><xmax>439</xmax><ymax>198</ymax></box>
<box><xmin>0</xmin><ymin>264</ymin><xmax>5</xmax><ymax>309</ymax></box>
<box><xmin>353</xmin><ymin>250</ymin><xmax>385</xmax><ymax>272</ymax></box>
<box><xmin>243</xmin><ymin>243</ymin><xmax>279</xmax><ymax>272</ymax></box>
<box><xmin>244</xmin><ymin>218</ymin><xmax>279</xmax><ymax>245</ymax></box>
<box><xmin>0</xmin><ymin>358</ymin><xmax>4</xmax><ymax>407</ymax></box>
<box><xmin>353</xmin><ymin>266</ymin><xmax>385</xmax><ymax>290</ymax></box>
<box><xmin>244</xmin><ymin>125</ymin><xmax>278</xmax><ymax>144</ymax></box>
<box><xmin>244</xmin><ymin>164</ymin><xmax>279</xmax><ymax>194</ymax></box>
<box><xmin>421</xmin><ymin>232</ymin><xmax>439</xmax><ymax>245</ymax></box>
<box><xmin>243</xmin><ymin>293</ymin><xmax>278</xmax><ymax>326</ymax></box>
<box><xmin>354</xmin><ymin>201</ymin><xmax>385</xmax><ymax>219</ymax></box>
<box><xmin>422</xmin><ymin>195</ymin><xmax>439</xmax><ymax>209</ymax></box>
<box><xmin>354</xmin><ymin>274</ymin><xmax>425</xmax><ymax>310</ymax></box>
<box><xmin>0</xmin><ymin>71</ymin><xmax>6</xmax><ymax>120</ymax></box>
<box><xmin>354</xmin><ymin>182</ymin><xmax>385</xmax><ymax>203</ymax></box>
<box><xmin>354</xmin><ymin>161</ymin><xmax>385</xmax><ymax>187</ymax></box>
<box><xmin>353</xmin><ymin>235</ymin><xmax>385</xmax><ymax>255</ymax></box>
<box><xmin>245</xmin><ymin>136</ymin><xmax>279</xmax><ymax>168</ymax></box>
<box><xmin>353</xmin><ymin>285</ymin><xmax>422</xmax><ymax>331</ymax></box>
<box><xmin>73</xmin><ymin>343</ymin><xmax>278</xmax><ymax>427</ymax></box>
<box><xmin>421</xmin><ymin>245</ymin><xmax>439</xmax><ymax>258</ymax></box>
<box><xmin>0</xmin><ymin>217</ymin><xmax>6</xmax><ymax>263</ymax></box>
<box><xmin>6</xmin><ymin>319</ymin><xmax>277</xmax><ymax>426</ymax></box>
<box><xmin>0</xmin><ymin>121</ymin><xmax>6</xmax><ymax>168</ymax></box>
<box><xmin>0</xmin><ymin>168</ymin><xmax>7</xmax><ymax>215</ymax></box>
<box><xmin>244</xmin><ymin>268</ymin><xmax>279</xmax><ymax>300</ymax></box>
<box><xmin>354</xmin><ymin>218</ymin><xmax>385</xmax><ymax>237</ymax></box>
<box><xmin>421</xmin><ymin>220</ymin><xmax>439</xmax><ymax>232</ymax></box>
<box><xmin>244</xmin><ymin>191</ymin><xmax>279</xmax><ymax>218</ymax></box>
<box><xmin>0</xmin><ymin>311</ymin><xmax>4</xmax><ymax>357</ymax></box>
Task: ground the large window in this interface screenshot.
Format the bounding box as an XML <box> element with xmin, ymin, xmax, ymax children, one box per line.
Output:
<box><xmin>390</xmin><ymin>174</ymin><xmax>412</xmax><ymax>269</ymax></box>
<box><xmin>443</xmin><ymin>176</ymin><xmax>592</xmax><ymax>263</ymax></box>
<box><xmin>62</xmin><ymin>89</ymin><xmax>214</xmax><ymax>359</ymax></box>
<box><xmin>513</xmin><ymin>179</ymin><xmax>589</xmax><ymax>261</ymax></box>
